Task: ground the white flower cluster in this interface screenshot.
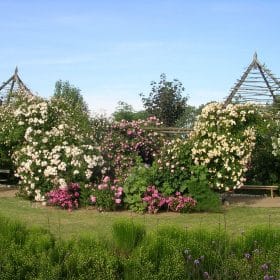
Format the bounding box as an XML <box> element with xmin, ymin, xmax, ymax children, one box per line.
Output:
<box><xmin>190</xmin><ymin>102</ymin><xmax>257</xmax><ymax>190</ymax></box>
<box><xmin>10</xmin><ymin>94</ymin><xmax>104</xmax><ymax>200</ymax></box>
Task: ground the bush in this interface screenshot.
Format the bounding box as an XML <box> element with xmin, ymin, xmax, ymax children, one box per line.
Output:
<box><xmin>1</xmin><ymin>92</ymin><xmax>104</xmax><ymax>200</ymax></box>
<box><xmin>123</xmin><ymin>160</ymin><xmax>157</xmax><ymax>212</ymax></box>
<box><xmin>155</xmin><ymin>138</ymin><xmax>193</xmax><ymax>195</ymax></box>
<box><xmin>99</xmin><ymin>117</ymin><xmax>165</xmax><ymax>179</ymax></box>
<box><xmin>142</xmin><ymin>186</ymin><xmax>196</xmax><ymax>214</ymax></box>
<box><xmin>46</xmin><ymin>182</ymin><xmax>81</xmax><ymax>210</ymax></box>
<box><xmin>190</xmin><ymin>102</ymin><xmax>259</xmax><ymax>190</ymax></box>
<box><xmin>186</xmin><ymin>166</ymin><xmax>221</xmax><ymax>212</ymax></box>
<box><xmin>89</xmin><ymin>176</ymin><xmax>124</xmax><ymax>211</ymax></box>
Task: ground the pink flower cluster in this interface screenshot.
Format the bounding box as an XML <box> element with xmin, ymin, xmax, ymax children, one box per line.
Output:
<box><xmin>90</xmin><ymin>176</ymin><xmax>124</xmax><ymax>211</ymax></box>
<box><xmin>143</xmin><ymin>186</ymin><xmax>196</xmax><ymax>214</ymax></box>
<box><xmin>100</xmin><ymin>117</ymin><xmax>165</xmax><ymax>179</ymax></box>
<box><xmin>46</xmin><ymin>182</ymin><xmax>80</xmax><ymax>211</ymax></box>
<box><xmin>142</xmin><ymin>186</ymin><xmax>166</xmax><ymax>214</ymax></box>
<box><xmin>166</xmin><ymin>192</ymin><xmax>197</xmax><ymax>212</ymax></box>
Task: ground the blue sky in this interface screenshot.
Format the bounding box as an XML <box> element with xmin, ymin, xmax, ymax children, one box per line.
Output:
<box><xmin>0</xmin><ymin>0</ymin><xmax>279</xmax><ymax>115</ymax></box>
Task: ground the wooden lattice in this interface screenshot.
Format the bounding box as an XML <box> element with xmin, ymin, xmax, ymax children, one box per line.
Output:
<box><xmin>0</xmin><ymin>67</ymin><xmax>32</xmax><ymax>104</ymax></box>
<box><xmin>224</xmin><ymin>53</ymin><xmax>280</xmax><ymax>105</ymax></box>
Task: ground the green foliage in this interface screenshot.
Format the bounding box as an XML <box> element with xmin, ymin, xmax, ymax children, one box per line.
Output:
<box><xmin>141</xmin><ymin>73</ymin><xmax>188</xmax><ymax>126</ymax></box>
<box><xmin>54</xmin><ymin>80</ymin><xmax>89</xmax><ymax>113</ymax></box>
<box><xmin>175</xmin><ymin>104</ymin><xmax>202</xmax><ymax>129</ymax></box>
<box><xmin>249</xmin><ymin>108</ymin><xmax>280</xmax><ymax>184</ymax></box>
<box><xmin>155</xmin><ymin>138</ymin><xmax>193</xmax><ymax>195</ymax></box>
<box><xmin>1</xmin><ymin>215</ymin><xmax>280</xmax><ymax>280</ymax></box>
<box><xmin>123</xmin><ymin>160</ymin><xmax>157</xmax><ymax>212</ymax></box>
<box><xmin>186</xmin><ymin>166</ymin><xmax>221</xmax><ymax>212</ymax></box>
<box><xmin>112</xmin><ymin>220</ymin><xmax>146</xmax><ymax>255</ymax></box>
<box><xmin>0</xmin><ymin>215</ymin><xmax>120</xmax><ymax>280</ymax></box>
<box><xmin>112</xmin><ymin>101</ymin><xmax>148</xmax><ymax>121</ymax></box>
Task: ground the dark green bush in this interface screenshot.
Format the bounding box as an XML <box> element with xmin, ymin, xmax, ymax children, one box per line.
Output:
<box><xmin>186</xmin><ymin>166</ymin><xmax>222</xmax><ymax>212</ymax></box>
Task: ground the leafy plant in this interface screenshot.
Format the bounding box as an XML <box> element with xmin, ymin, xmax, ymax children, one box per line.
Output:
<box><xmin>90</xmin><ymin>176</ymin><xmax>123</xmax><ymax>211</ymax></box>
<box><xmin>123</xmin><ymin>160</ymin><xmax>157</xmax><ymax>212</ymax></box>
<box><xmin>186</xmin><ymin>166</ymin><xmax>221</xmax><ymax>212</ymax></box>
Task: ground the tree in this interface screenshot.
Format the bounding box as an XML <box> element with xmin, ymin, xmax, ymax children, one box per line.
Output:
<box><xmin>53</xmin><ymin>80</ymin><xmax>91</xmax><ymax>136</ymax></box>
<box><xmin>175</xmin><ymin>104</ymin><xmax>204</xmax><ymax>129</ymax></box>
<box><xmin>112</xmin><ymin>101</ymin><xmax>148</xmax><ymax>121</ymax></box>
<box><xmin>54</xmin><ymin>80</ymin><xmax>89</xmax><ymax>113</ymax></box>
<box><xmin>140</xmin><ymin>73</ymin><xmax>188</xmax><ymax>126</ymax></box>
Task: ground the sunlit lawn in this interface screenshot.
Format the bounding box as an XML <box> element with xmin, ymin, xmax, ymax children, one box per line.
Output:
<box><xmin>1</xmin><ymin>195</ymin><xmax>280</xmax><ymax>240</ymax></box>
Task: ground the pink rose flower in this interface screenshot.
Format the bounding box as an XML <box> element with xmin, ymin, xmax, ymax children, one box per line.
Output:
<box><xmin>103</xmin><ymin>176</ymin><xmax>110</xmax><ymax>183</ymax></box>
<box><xmin>115</xmin><ymin>198</ymin><xmax>121</xmax><ymax>204</ymax></box>
<box><xmin>90</xmin><ymin>196</ymin><xmax>96</xmax><ymax>203</ymax></box>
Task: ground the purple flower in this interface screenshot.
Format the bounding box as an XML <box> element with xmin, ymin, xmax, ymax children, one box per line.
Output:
<box><xmin>261</xmin><ymin>263</ymin><xmax>269</xmax><ymax>271</ymax></box>
<box><xmin>203</xmin><ymin>272</ymin><xmax>210</xmax><ymax>279</ymax></box>
<box><xmin>244</xmin><ymin>253</ymin><xmax>251</xmax><ymax>260</ymax></box>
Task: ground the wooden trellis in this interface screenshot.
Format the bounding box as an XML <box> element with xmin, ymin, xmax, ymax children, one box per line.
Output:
<box><xmin>224</xmin><ymin>53</ymin><xmax>280</xmax><ymax>105</ymax></box>
<box><xmin>142</xmin><ymin>126</ymin><xmax>191</xmax><ymax>135</ymax></box>
<box><xmin>0</xmin><ymin>67</ymin><xmax>32</xmax><ymax>104</ymax></box>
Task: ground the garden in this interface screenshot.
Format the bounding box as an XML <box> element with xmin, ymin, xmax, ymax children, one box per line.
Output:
<box><xmin>1</xmin><ymin>77</ymin><xmax>280</xmax><ymax>279</ymax></box>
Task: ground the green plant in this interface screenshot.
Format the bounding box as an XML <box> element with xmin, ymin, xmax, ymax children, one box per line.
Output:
<box><xmin>155</xmin><ymin>138</ymin><xmax>193</xmax><ymax>195</ymax></box>
<box><xmin>186</xmin><ymin>165</ymin><xmax>221</xmax><ymax>212</ymax></box>
<box><xmin>90</xmin><ymin>176</ymin><xmax>124</xmax><ymax>211</ymax></box>
<box><xmin>123</xmin><ymin>160</ymin><xmax>156</xmax><ymax>212</ymax></box>
<box><xmin>112</xmin><ymin>220</ymin><xmax>146</xmax><ymax>255</ymax></box>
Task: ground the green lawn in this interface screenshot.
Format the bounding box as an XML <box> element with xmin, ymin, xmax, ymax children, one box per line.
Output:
<box><xmin>1</xmin><ymin>196</ymin><xmax>280</xmax><ymax>239</ymax></box>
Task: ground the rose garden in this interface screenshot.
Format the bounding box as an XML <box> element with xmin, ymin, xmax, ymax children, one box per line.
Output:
<box><xmin>1</xmin><ymin>68</ymin><xmax>280</xmax><ymax>279</ymax></box>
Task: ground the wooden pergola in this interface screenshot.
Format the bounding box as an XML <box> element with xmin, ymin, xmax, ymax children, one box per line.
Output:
<box><xmin>224</xmin><ymin>53</ymin><xmax>280</xmax><ymax>105</ymax></box>
<box><xmin>0</xmin><ymin>67</ymin><xmax>32</xmax><ymax>104</ymax></box>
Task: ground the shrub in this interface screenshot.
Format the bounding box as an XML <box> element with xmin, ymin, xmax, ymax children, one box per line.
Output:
<box><xmin>90</xmin><ymin>176</ymin><xmax>124</xmax><ymax>211</ymax></box>
<box><xmin>123</xmin><ymin>160</ymin><xmax>157</xmax><ymax>212</ymax></box>
<box><xmin>190</xmin><ymin>102</ymin><xmax>259</xmax><ymax>190</ymax></box>
<box><xmin>155</xmin><ymin>138</ymin><xmax>193</xmax><ymax>195</ymax></box>
<box><xmin>142</xmin><ymin>186</ymin><xmax>197</xmax><ymax>214</ymax></box>
<box><xmin>142</xmin><ymin>185</ymin><xmax>166</xmax><ymax>214</ymax></box>
<box><xmin>99</xmin><ymin>117</ymin><xmax>165</xmax><ymax>179</ymax></box>
<box><xmin>166</xmin><ymin>192</ymin><xmax>197</xmax><ymax>213</ymax></box>
<box><xmin>46</xmin><ymin>182</ymin><xmax>81</xmax><ymax>210</ymax></box>
<box><xmin>10</xmin><ymin>94</ymin><xmax>104</xmax><ymax>200</ymax></box>
<box><xmin>186</xmin><ymin>166</ymin><xmax>221</xmax><ymax>212</ymax></box>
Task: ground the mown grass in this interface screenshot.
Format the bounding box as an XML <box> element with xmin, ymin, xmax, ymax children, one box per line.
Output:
<box><xmin>0</xmin><ymin>196</ymin><xmax>280</xmax><ymax>240</ymax></box>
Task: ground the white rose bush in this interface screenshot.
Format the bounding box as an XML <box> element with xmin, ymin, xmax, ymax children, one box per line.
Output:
<box><xmin>190</xmin><ymin>102</ymin><xmax>261</xmax><ymax>190</ymax></box>
<box><xmin>0</xmin><ymin>91</ymin><xmax>104</xmax><ymax>202</ymax></box>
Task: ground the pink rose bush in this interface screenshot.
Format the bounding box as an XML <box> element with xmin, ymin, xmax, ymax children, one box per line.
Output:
<box><xmin>90</xmin><ymin>176</ymin><xmax>124</xmax><ymax>211</ymax></box>
<box><xmin>142</xmin><ymin>186</ymin><xmax>196</xmax><ymax>214</ymax></box>
<box><xmin>99</xmin><ymin>117</ymin><xmax>165</xmax><ymax>180</ymax></box>
<box><xmin>46</xmin><ymin>182</ymin><xmax>80</xmax><ymax>211</ymax></box>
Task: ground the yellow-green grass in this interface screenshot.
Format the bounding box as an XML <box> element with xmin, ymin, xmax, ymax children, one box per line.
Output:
<box><xmin>0</xmin><ymin>196</ymin><xmax>280</xmax><ymax>240</ymax></box>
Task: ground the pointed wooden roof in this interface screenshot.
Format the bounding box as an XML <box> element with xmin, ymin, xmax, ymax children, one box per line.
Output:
<box><xmin>0</xmin><ymin>67</ymin><xmax>32</xmax><ymax>103</ymax></box>
<box><xmin>224</xmin><ymin>53</ymin><xmax>280</xmax><ymax>105</ymax></box>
